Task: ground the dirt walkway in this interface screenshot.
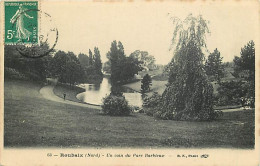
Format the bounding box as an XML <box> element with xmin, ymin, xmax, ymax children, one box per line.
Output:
<box><xmin>221</xmin><ymin>107</ymin><xmax>252</xmax><ymax>112</ymax></box>
<box><xmin>40</xmin><ymin>85</ymin><xmax>101</xmax><ymax>109</ymax></box>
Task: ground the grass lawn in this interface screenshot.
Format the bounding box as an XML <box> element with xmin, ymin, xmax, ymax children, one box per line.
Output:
<box><xmin>4</xmin><ymin>79</ymin><xmax>254</xmax><ymax>148</ymax></box>
<box><xmin>138</xmin><ymin>69</ymin><xmax>164</xmax><ymax>78</ymax></box>
<box><xmin>124</xmin><ymin>80</ymin><xmax>167</xmax><ymax>95</ymax></box>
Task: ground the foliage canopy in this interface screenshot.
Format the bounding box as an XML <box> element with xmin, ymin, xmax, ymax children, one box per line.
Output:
<box><xmin>141</xmin><ymin>74</ymin><xmax>152</xmax><ymax>93</ymax></box>
<box><xmin>107</xmin><ymin>40</ymin><xmax>142</xmax><ymax>84</ymax></box>
<box><xmin>205</xmin><ymin>48</ymin><xmax>224</xmax><ymax>82</ymax></box>
<box><xmin>160</xmin><ymin>14</ymin><xmax>217</xmax><ymax>121</ymax></box>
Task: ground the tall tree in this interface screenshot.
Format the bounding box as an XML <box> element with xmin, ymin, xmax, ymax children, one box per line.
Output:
<box><xmin>141</xmin><ymin>74</ymin><xmax>152</xmax><ymax>93</ymax></box>
<box><xmin>78</xmin><ymin>53</ymin><xmax>89</xmax><ymax>67</ymax></box>
<box><xmin>233</xmin><ymin>40</ymin><xmax>255</xmax><ymax>81</ymax></box>
<box><xmin>118</xmin><ymin>41</ymin><xmax>125</xmax><ymax>57</ymax></box>
<box><xmin>89</xmin><ymin>49</ymin><xmax>93</xmax><ymax>66</ymax></box>
<box><xmin>107</xmin><ymin>41</ymin><xmax>142</xmax><ymax>83</ymax></box>
<box><xmin>205</xmin><ymin>48</ymin><xmax>224</xmax><ymax>82</ymax></box>
<box><xmin>93</xmin><ymin>47</ymin><xmax>102</xmax><ymax>75</ymax></box>
<box><xmin>51</xmin><ymin>50</ymin><xmax>67</xmax><ymax>82</ymax></box>
<box><xmin>233</xmin><ymin>40</ymin><xmax>255</xmax><ymax>107</ymax></box>
<box><xmin>107</xmin><ymin>40</ymin><xmax>125</xmax><ymax>83</ymax></box>
<box><xmin>121</xmin><ymin>56</ymin><xmax>142</xmax><ymax>82</ymax></box>
<box><xmin>52</xmin><ymin>51</ymin><xmax>84</xmax><ymax>86</ymax></box>
<box><xmin>129</xmin><ymin>50</ymin><xmax>155</xmax><ymax>71</ymax></box>
<box><xmin>66</xmin><ymin>51</ymin><xmax>84</xmax><ymax>86</ymax></box>
<box><xmin>161</xmin><ymin>14</ymin><xmax>216</xmax><ymax>121</ymax></box>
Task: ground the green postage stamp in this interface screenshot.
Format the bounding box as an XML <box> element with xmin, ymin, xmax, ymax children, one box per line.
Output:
<box><xmin>4</xmin><ymin>1</ymin><xmax>58</xmax><ymax>58</ymax></box>
<box><xmin>5</xmin><ymin>1</ymin><xmax>38</xmax><ymax>44</ymax></box>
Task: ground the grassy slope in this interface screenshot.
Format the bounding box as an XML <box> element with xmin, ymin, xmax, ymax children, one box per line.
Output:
<box><xmin>4</xmin><ymin>80</ymin><xmax>254</xmax><ymax>148</ymax></box>
<box><xmin>138</xmin><ymin>69</ymin><xmax>164</xmax><ymax>78</ymax></box>
<box><xmin>124</xmin><ymin>80</ymin><xmax>167</xmax><ymax>95</ymax></box>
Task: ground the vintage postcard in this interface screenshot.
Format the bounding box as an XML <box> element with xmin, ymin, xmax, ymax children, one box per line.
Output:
<box><xmin>0</xmin><ymin>0</ymin><xmax>259</xmax><ymax>165</ymax></box>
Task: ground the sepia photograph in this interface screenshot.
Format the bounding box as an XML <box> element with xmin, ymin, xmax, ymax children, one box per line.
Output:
<box><xmin>0</xmin><ymin>0</ymin><xmax>259</xmax><ymax>165</ymax></box>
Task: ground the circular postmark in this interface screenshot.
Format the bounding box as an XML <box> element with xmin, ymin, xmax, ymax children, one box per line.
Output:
<box><xmin>10</xmin><ymin>8</ymin><xmax>58</xmax><ymax>58</ymax></box>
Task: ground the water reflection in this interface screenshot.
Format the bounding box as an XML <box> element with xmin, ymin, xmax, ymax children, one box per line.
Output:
<box><xmin>76</xmin><ymin>77</ymin><xmax>142</xmax><ymax>107</ymax></box>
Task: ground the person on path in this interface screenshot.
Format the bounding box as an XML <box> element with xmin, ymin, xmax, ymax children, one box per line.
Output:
<box><xmin>63</xmin><ymin>93</ymin><xmax>66</xmax><ymax>101</ymax></box>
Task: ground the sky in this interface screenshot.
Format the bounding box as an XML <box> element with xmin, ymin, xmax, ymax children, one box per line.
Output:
<box><xmin>41</xmin><ymin>1</ymin><xmax>258</xmax><ymax>65</ymax></box>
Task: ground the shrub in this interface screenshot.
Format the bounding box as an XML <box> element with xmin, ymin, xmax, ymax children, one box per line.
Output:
<box><xmin>24</xmin><ymin>72</ymin><xmax>43</xmax><ymax>81</ymax></box>
<box><xmin>141</xmin><ymin>74</ymin><xmax>152</xmax><ymax>93</ymax></box>
<box><xmin>102</xmin><ymin>94</ymin><xmax>131</xmax><ymax>116</ymax></box>
<box><xmin>215</xmin><ymin>81</ymin><xmax>248</xmax><ymax>106</ymax></box>
<box><xmin>142</xmin><ymin>88</ymin><xmax>224</xmax><ymax>120</ymax></box>
<box><xmin>143</xmin><ymin>92</ymin><xmax>162</xmax><ymax>108</ymax></box>
<box><xmin>4</xmin><ymin>67</ymin><xmax>27</xmax><ymax>80</ymax></box>
<box><xmin>142</xmin><ymin>92</ymin><xmax>162</xmax><ymax>116</ymax></box>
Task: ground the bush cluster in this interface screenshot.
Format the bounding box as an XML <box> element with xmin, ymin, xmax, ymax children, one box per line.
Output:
<box><xmin>102</xmin><ymin>94</ymin><xmax>131</xmax><ymax>116</ymax></box>
<box><xmin>4</xmin><ymin>67</ymin><xmax>46</xmax><ymax>81</ymax></box>
<box><xmin>4</xmin><ymin>67</ymin><xmax>27</xmax><ymax>80</ymax></box>
<box><xmin>143</xmin><ymin>86</ymin><xmax>223</xmax><ymax>121</ymax></box>
<box><xmin>142</xmin><ymin>92</ymin><xmax>162</xmax><ymax>116</ymax></box>
<box><xmin>215</xmin><ymin>80</ymin><xmax>254</xmax><ymax>108</ymax></box>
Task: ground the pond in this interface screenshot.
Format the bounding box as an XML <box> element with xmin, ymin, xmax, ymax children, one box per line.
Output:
<box><xmin>76</xmin><ymin>77</ymin><xmax>143</xmax><ymax>107</ymax></box>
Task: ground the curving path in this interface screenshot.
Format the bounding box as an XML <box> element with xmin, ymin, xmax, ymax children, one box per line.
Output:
<box><xmin>39</xmin><ymin>81</ymin><xmax>251</xmax><ymax>113</ymax></box>
<box><xmin>221</xmin><ymin>107</ymin><xmax>252</xmax><ymax>113</ymax></box>
<box><xmin>40</xmin><ymin>85</ymin><xmax>101</xmax><ymax>109</ymax></box>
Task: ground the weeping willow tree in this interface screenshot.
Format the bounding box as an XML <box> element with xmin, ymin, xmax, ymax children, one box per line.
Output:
<box><xmin>160</xmin><ymin>14</ymin><xmax>218</xmax><ymax>121</ymax></box>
